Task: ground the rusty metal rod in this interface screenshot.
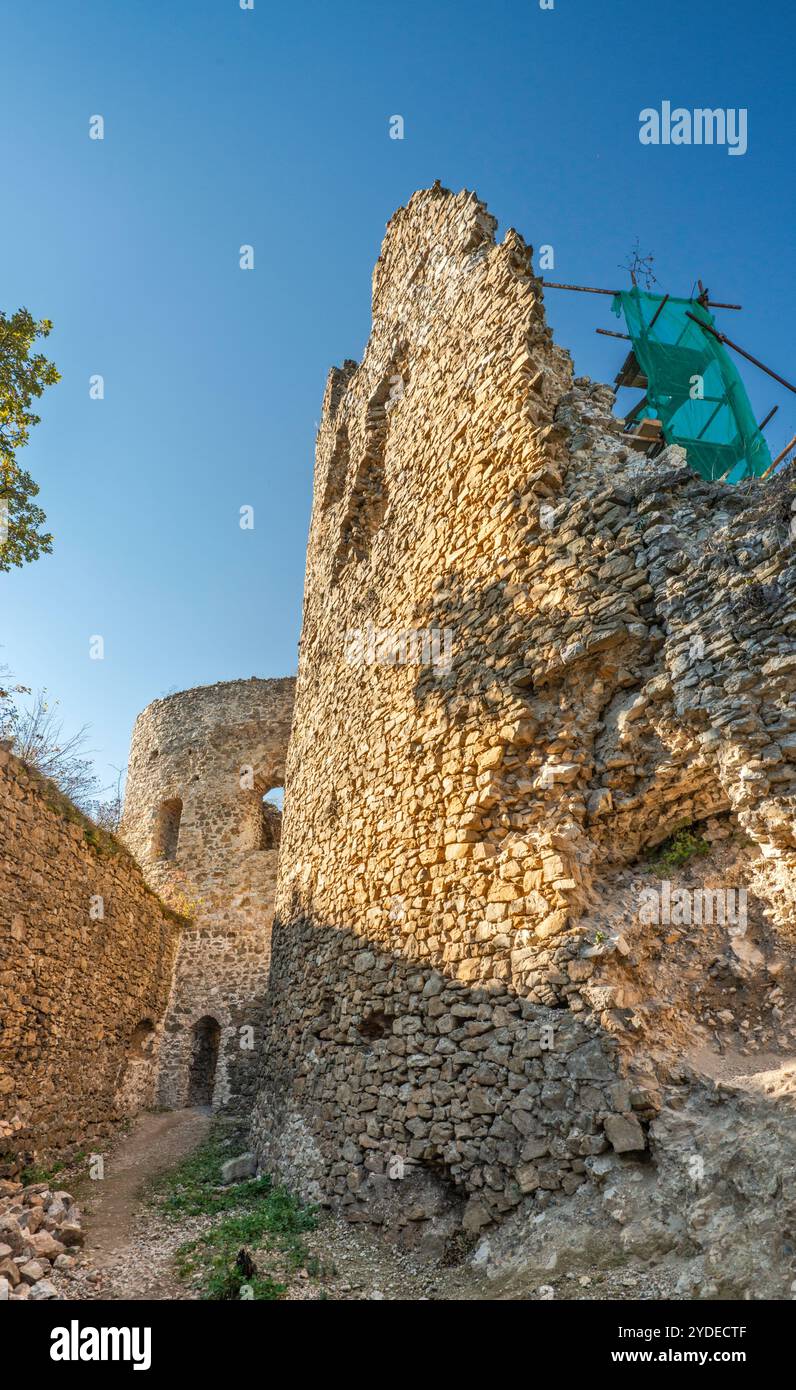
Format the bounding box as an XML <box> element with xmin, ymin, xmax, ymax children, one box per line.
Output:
<box><xmin>542</xmin><ymin>281</ymin><xmax>741</xmax><ymax>308</ymax></box>
<box><xmin>758</xmin><ymin>405</ymin><xmax>779</xmax><ymax>431</ymax></box>
<box><xmin>595</xmin><ymin>328</ymin><xmax>630</xmax><ymax>340</ymax></box>
<box><xmin>685</xmin><ymin>312</ymin><xmax>796</xmax><ymax>397</ymax></box>
<box><xmin>648</xmin><ymin>293</ymin><xmax>670</xmax><ymax>329</ymax></box>
<box><xmin>696</xmin><ymin>399</ymin><xmax>725</xmax><ymax>441</ymax></box>
<box><xmin>761</xmin><ymin>433</ymin><xmax>796</xmax><ymax>479</ymax></box>
<box><xmin>696</xmin><ymin>283</ymin><xmax>743</xmax><ymax>310</ymax></box>
<box><xmin>542</xmin><ymin>280</ymin><xmax>619</xmax><ymax>296</ymax></box>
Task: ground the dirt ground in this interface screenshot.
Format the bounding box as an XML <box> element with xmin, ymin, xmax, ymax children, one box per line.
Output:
<box><xmin>48</xmin><ymin>1108</ymin><xmax>489</xmax><ymax>1302</ymax></box>
<box><xmin>51</xmin><ymin>1109</ymin><xmax>213</xmax><ymax>1301</ymax></box>
<box><xmin>47</xmin><ymin>1107</ymin><xmax>685</xmax><ymax>1303</ymax></box>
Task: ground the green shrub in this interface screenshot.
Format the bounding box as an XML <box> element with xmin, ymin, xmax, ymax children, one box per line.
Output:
<box><xmin>649</xmin><ymin>826</ymin><xmax>710</xmax><ymax>872</ymax></box>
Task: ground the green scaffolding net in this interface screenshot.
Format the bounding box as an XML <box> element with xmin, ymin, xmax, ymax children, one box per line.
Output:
<box><xmin>612</xmin><ymin>289</ymin><xmax>772</xmax><ymax>483</ymax></box>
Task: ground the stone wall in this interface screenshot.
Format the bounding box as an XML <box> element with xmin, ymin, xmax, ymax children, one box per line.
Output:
<box><xmin>252</xmin><ymin>184</ymin><xmax>796</xmax><ymax>1249</ymax></box>
<box><xmin>120</xmin><ymin>677</ymin><xmax>295</xmax><ymax>1112</ymax></box>
<box><xmin>0</xmin><ymin>746</ymin><xmax>180</xmax><ymax>1176</ymax></box>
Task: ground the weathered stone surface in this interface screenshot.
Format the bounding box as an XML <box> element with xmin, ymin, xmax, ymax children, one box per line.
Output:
<box><xmin>0</xmin><ymin>1181</ymin><xmax>84</xmax><ymax>1291</ymax></box>
<box><xmin>120</xmin><ymin>678</ymin><xmax>294</xmax><ymax>1111</ymax></box>
<box><xmin>603</xmin><ymin>1114</ymin><xmax>646</xmax><ymax>1153</ymax></box>
<box><xmin>6</xmin><ymin>182</ymin><xmax>796</xmax><ymax>1300</ymax></box>
<box><xmin>0</xmin><ymin>748</ymin><xmax>180</xmax><ymax>1175</ymax></box>
<box><xmin>249</xmin><ymin>185</ymin><xmax>796</xmax><ymax>1268</ymax></box>
<box><xmin>0</xmin><ymin>1217</ymin><xmax>25</xmax><ymax>1255</ymax></box>
<box><xmin>478</xmin><ymin>1075</ymin><xmax>796</xmax><ymax>1299</ymax></box>
<box><xmin>58</xmin><ymin>1221</ymin><xmax>84</xmax><ymax>1248</ymax></box>
<box><xmin>28</xmin><ymin>1230</ymin><xmax>65</xmax><ymax>1259</ymax></box>
<box><xmin>29</xmin><ymin>1278</ymin><xmax>58</xmax><ymax>1300</ymax></box>
<box><xmin>220</xmin><ymin>1153</ymin><xmax>256</xmax><ymax>1184</ymax></box>
<box><xmin>0</xmin><ymin>1257</ymin><xmax>20</xmax><ymax>1287</ymax></box>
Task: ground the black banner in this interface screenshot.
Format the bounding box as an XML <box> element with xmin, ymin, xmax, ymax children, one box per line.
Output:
<box><xmin>18</xmin><ymin>1297</ymin><xmax>789</xmax><ymax>1377</ymax></box>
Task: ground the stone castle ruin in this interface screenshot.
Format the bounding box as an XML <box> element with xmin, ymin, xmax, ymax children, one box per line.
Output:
<box><xmin>0</xmin><ymin>749</ymin><xmax>181</xmax><ymax>1170</ymax></box>
<box><xmin>3</xmin><ymin>184</ymin><xmax>796</xmax><ymax>1296</ymax></box>
<box><xmin>119</xmin><ymin>677</ymin><xmax>295</xmax><ymax>1113</ymax></box>
<box><xmin>252</xmin><ymin>186</ymin><xmax>796</xmax><ymax>1290</ymax></box>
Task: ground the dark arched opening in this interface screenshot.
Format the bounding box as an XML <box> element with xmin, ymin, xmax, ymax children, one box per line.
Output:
<box><xmin>154</xmin><ymin>797</ymin><xmax>182</xmax><ymax>861</ymax></box>
<box><xmin>187</xmin><ymin>1015</ymin><xmax>221</xmax><ymax>1106</ymax></box>
<box><xmin>259</xmin><ymin>786</ymin><xmax>283</xmax><ymax>849</ymax></box>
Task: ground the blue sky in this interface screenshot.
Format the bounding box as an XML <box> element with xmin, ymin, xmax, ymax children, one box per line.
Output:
<box><xmin>2</xmin><ymin>0</ymin><xmax>794</xmax><ymax>793</ymax></box>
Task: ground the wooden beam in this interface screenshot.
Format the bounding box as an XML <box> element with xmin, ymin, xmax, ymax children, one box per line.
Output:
<box><xmin>614</xmin><ymin>350</ymin><xmax>647</xmax><ymax>389</ymax></box>
<box><xmin>697</xmin><ymin>282</ymin><xmax>742</xmax><ymax>310</ymax></box>
<box><xmin>761</xmin><ymin>433</ymin><xmax>796</xmax><ymax>479</ymax></box>
<box><xmin>648</xmin><ymin>293</ymin><xmax>670</xmax><ymax>329</ymax></box>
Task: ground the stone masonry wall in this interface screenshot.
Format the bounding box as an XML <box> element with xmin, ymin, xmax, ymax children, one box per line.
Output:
<box><xmin>0</xmin><ymin>746</ymin><xmax>180</xmax><ymax>1176</ymax></box>
<box><xmin>120</xmin><ymin>677</ymin><xmax>295</xmax><ymax>1112</ymax></box>
<box><xmin>252</xmin><ymin>184</ymin><xmax>796</xmax><ymax>1245</ymax></box>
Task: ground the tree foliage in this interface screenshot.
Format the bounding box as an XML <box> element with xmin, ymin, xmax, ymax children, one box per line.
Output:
<box><xmin>1</xmin><ymin>307</ymin><xmax>60</xmax><ymax>572</ymax></box>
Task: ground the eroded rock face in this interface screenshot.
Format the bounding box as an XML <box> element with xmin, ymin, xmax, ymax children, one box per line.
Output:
<box><xmin>252</xmin><ymin>185</ymin><xmax>796</xmax><ymax>1285</ymax></box>
<box><xmin>476</xmin><ymin>1070</ymin><xmax>796</xmax><ymax>1301</ymax></box>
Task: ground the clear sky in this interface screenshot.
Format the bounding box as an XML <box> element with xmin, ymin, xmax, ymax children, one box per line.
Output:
<box><xmin>2</xmin><ymin>0</ymin><xmax>794</xmax><ymax>793</ymax></box>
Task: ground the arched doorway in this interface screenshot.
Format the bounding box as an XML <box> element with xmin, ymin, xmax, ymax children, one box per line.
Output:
<box><xmin>187</xmin><ymin>1015</ymin><xmax>221</xmax><ymax>1106</ymax></box>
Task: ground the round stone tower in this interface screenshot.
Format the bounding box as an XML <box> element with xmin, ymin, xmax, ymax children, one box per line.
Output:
<box><xmin>121</xmin><ymin>677</ymin><xmax>295</xmax><ymax>1112</ymax></box>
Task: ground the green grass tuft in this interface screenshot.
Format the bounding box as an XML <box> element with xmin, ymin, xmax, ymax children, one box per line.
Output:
<box><xmin>150</xmin><ymin>1131</ymin><xmax>317</xmax><ymax>1301</ymax></box>
<box><xmin>20</xmin><ymin>1160</ymin><xmax>64</xmax><ymax>1185</ymax></box>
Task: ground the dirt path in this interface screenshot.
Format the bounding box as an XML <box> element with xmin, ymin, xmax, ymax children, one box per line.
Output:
<box><xmin>49</xmin><ymin>1107</ymin><xmax>491</xmax><ymax>1302</ymax></box>
<box><xmin>53</xmin><ymin>1108</ymin><xmax>212</xmax><ymax>1301</ymax></box>
<box><xmin>44</xmin><ymin>1109</ymin><xmax>656</xmax><ymax>1303</ymax></box>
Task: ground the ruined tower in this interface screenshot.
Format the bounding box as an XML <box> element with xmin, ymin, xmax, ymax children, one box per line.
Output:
<box><xmin>251</xmin><ymin>186</ymin><xmax>796</xmax><ymax>1282</ymax></box>
<box><xmin>121</xmin><ymin>676</ymin><xmax>295</xmax><ymax>1111</ymax></box>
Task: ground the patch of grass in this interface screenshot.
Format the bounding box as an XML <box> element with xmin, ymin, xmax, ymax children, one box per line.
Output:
<box><xmin>649</xmin><ymin>825</ymin><xmax>710</xmax><ymax>873</ymax></box>
<box><xmin>19</xmin><ymin>1148</ymin><xmax>87</xmax><ymax>1187</ymax></box>
<box><xmin>150</xmin><ymin>1132</ymin><xmax>317</xmax><ymax>1301</ymax></box>
<box><xmin>149</xmin><ymin>1133</ymin><xmax>242</xmax><ymax>1216</ymax></box>
<box><xmin>20</xmin><ymin>1161</ymin><xmax>62</xmax><ymax>1185</ymax></box>
<box><xmin>20</xmin><ymin>758</ymin><xmax>123</xmax><ymax>858</ymax></box>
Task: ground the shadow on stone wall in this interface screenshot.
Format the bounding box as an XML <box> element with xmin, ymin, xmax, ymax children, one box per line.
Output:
<box><xmin>252</xmin><ymin>914</ymin><xmax>650</xmax><ymax>1257</ymax></box>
